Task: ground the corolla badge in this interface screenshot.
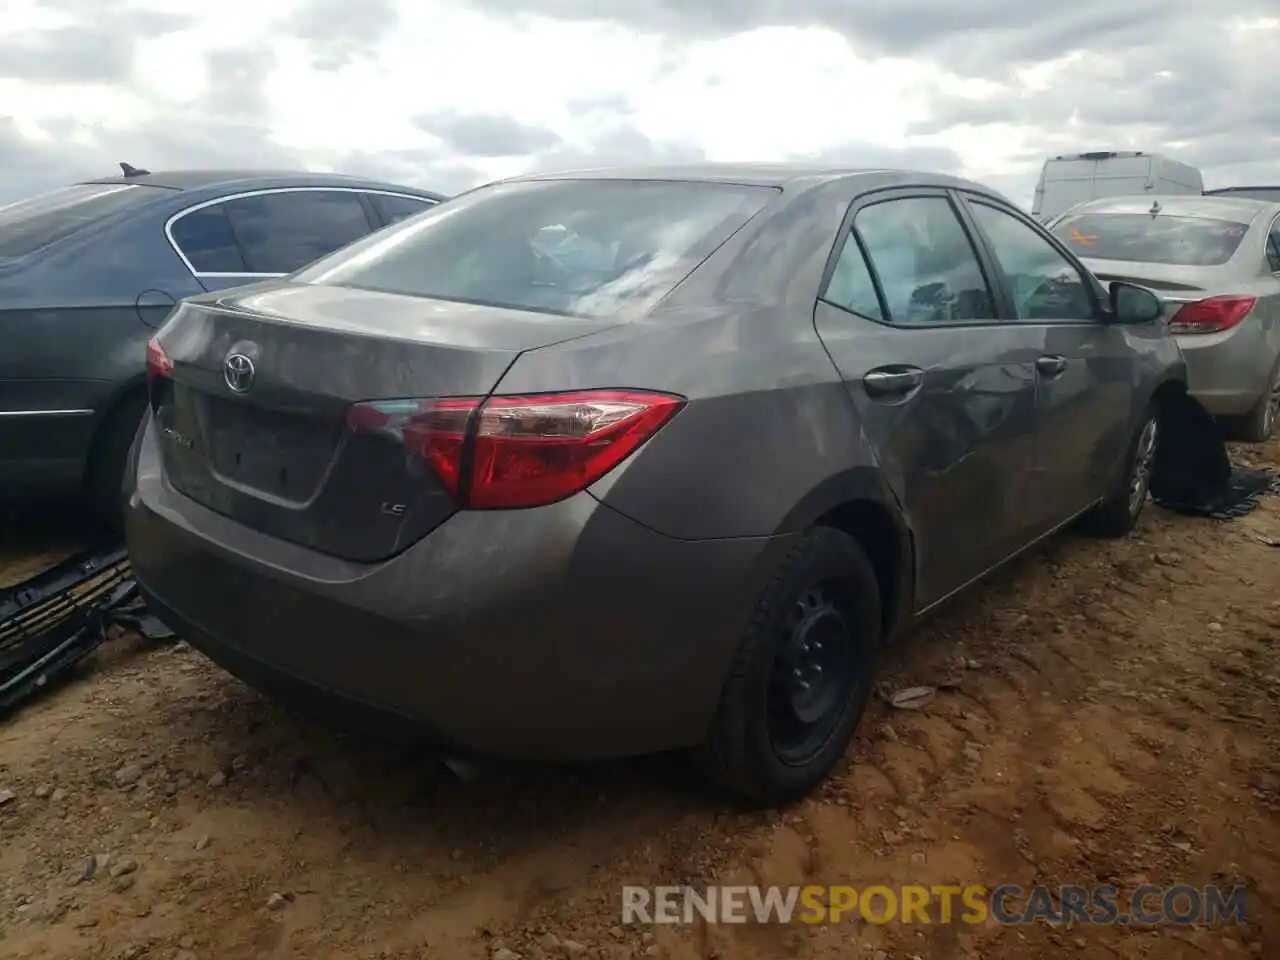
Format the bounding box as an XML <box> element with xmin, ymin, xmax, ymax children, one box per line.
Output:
<box><xmin>223</xmin><ymin>352</ymin><xmax>256</xmax><ymax>393</ymax></box>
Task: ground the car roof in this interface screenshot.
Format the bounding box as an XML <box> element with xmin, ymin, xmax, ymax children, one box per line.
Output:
<box><xmin>500</xmin><ymin>161</ymin><xmax>1002</xmax><ymax>195</ymax></box>
<box><xmin>1064</xmin><ymin>194</ymin><xmax>1279</xmax><ymax>221</ymax></box>
<box><xmin>81</xmin><ymin>168</ymin><xmax>446</xmax><ymax>200</ymax></box>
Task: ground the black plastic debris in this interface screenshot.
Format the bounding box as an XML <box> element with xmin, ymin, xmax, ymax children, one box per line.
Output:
<box><xmin>0</xmin><ymin>542</ymin><xmax>173</xmax><ymax>719</ymax></box>
<box><xmin>1154</xmin><ymin>465</ymin><xmax>1278</xmax><ymax>519</ymax></box>
<box><xmin>1148</xmin><ymin>391</ymin><xmax>1278</xmax><ymax>520</ymax></box>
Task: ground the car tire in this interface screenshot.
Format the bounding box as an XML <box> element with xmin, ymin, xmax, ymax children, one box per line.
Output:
<box><xmin>1080</xmin><ymin>404</ymin><xmax>1159</xmax><ymax>538</ymax></box>
<box><xmin>693</xmin><ymin>527</ymin><xmax>881</xmax><ymax>808</ymax></box>
<box><xmin>85</xmin><ymin>391</ymin><xmax>149</xmax><ymax>533</ymax></box>
<box><xmin>1226</xmin><ymin>356</ymin><xmax>1280</xmax><ymax>443</ymax></box>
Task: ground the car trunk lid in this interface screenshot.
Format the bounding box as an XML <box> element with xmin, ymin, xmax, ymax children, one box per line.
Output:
<box><xmin>1078</xmin><ymin>257</ymin><xmax>1221</xmax><ymax>324</ymax></box>
<box><xmin>150</xmin><ymin>281</ymin><xmax>621</xmax><ymax>562</ymax></box>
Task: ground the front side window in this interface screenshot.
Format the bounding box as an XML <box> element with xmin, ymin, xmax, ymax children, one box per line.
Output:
<box><xmin>221</xmin><ymin>190</ymin><xmax>375</xmax><ymax>274</ymax></box>
<box><xmin>851</xmin><ymin>196</ymin><xmax>996</xmax><ymax>325</ymax></box>
<box><xmin>967</xmin><ymin>201</ymin><xmax>1095</xmax><ymax>322</ymax></box>
<box><xmin>295</xmin><ymin>178</ymin><xmax>776</xmax><ymax>318</ymax></box>
<box><xmin>0</xmin><ymin>183</ymin><xmax>160</xmax><ymax>259</ymax></box>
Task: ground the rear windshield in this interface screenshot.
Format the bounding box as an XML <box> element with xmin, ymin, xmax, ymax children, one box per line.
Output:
<box><xmin>294</xmin><ymin>178</ymin><xmax>777</xmax><ymax>318</ymax></box>
<box><xmin>1051</xmin><ymin>212</ymin><xmax>1250</xmax><ymax>266</ymax></box>
<box><xmin>0</xmin><ymin>183</ymin><xmax>159</xmax><ymax>259</ymax></box>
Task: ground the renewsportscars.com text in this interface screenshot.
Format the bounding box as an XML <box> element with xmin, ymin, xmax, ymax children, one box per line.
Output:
<box><xmin>621</xmin><ymin>884</ymin><xmax>1247</xmax><ymax>926</ymax></box>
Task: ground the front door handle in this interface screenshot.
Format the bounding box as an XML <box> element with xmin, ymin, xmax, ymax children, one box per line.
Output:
<box><xmin>1036</xmin><ymin>355</ymin><xmax>1067</xmax><ymax>377</ymax></box>
<box><xmin>863</xmin><ymin>366</ymin><xmax>925</xmax><ymax>399</ymax></box>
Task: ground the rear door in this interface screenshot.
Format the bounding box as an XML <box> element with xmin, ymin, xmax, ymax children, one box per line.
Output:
<box><xmin>812</xmin><ymin>188</ymin><xmax>1041</xmax><ymax>607</ymax></box>
<box><xmin>167</xmin><ymin>188</ymin><xmax>379</xmax><ymax>292</ymax></box>
<box><xmin>956</xmin><ymin>193</ymin><xmax>1133</xmax><ymax>533</ymax></box>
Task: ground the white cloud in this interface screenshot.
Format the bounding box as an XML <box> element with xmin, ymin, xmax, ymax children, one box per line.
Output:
<box><xmin>0</xmin><ymin>0</ymin><xmax>1277</xmax><ymax>205</ymax></box>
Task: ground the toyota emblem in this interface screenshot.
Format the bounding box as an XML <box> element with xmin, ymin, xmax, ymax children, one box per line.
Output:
<box><xmin>223</xmin><ymin>353</ymin><xmax>256</xmax><ymax>393</ymax></box>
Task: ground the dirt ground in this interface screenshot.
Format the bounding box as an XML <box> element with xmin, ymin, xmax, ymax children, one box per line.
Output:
<box><xmin>1</xmin><ymin>443</ymin><xmax>1278</xmax><ymax>960</ymax></box>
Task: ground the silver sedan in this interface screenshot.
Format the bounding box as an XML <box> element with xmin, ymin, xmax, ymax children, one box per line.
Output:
<box><xmin>1051</xmin><ymin>194</ymin><xmax>1280</xmax><ymax>441</ymax></box>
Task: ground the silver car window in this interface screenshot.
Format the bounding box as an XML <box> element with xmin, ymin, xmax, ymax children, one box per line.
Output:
<box><xmin>968</xmin><ymin>201</ymin><xmax>1095</xmax><ymax>322</ymax></box>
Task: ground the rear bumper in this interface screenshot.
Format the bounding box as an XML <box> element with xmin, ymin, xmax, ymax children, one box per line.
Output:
<box><xmin>124</xmin><ymin>415</ymin><xmax>791</xmax><ymax>760</ymax></box>
<box><xmin>1176</xmin><ymin>324</ymin><xmax>1278</xmax><ymax>416</ymax></box>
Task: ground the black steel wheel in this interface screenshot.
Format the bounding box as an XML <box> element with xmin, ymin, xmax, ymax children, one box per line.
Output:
<box><xmin>695</xmin><ymin>527</ymin><xmax>882</xmax><ymax>808</ymax></box>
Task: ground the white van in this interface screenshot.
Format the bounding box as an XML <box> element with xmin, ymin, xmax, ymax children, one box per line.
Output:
<box><xmin>1032</xmin><ymin>151</ymin><xmax>1204</xmax><ymax>222</ymax></box>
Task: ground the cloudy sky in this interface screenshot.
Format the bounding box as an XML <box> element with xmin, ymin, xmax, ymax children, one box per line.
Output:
<box><xmin>2</xmin><ymin>0</ymin><xmax>1277</xmax><ymax>207</ymax></box>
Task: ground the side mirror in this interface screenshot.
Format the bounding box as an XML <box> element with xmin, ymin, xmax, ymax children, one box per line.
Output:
<box><xmin>1108</xmin><ymin>281</ymin><xmax>1163</xmax><ymax>324</ymax></box>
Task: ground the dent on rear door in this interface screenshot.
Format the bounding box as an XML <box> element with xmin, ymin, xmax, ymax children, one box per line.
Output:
<box><xmin>814</xmin><ymin>302</ymin><xmax>1041</xmax><ymax>605</ymax></box>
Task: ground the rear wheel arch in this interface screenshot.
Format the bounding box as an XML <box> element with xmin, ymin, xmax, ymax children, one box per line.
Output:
<box><xmin>814</xmin><ymin>499</ymin><xmax>911</xmax><ymax>641</ymax></box>
<box><xmin>772</xmin><ymin>470</ymin><xmax>914</xmax><ymax>640</ymax></box>
<box><xmin>85</xmin><ymin>377</ymin><xmax>148</xmax><ymax>456</ymax></box>
<box><xmin>83</xmin><ymin>377</ymin><xmax>149</xmax><ymax>527</ymax></box>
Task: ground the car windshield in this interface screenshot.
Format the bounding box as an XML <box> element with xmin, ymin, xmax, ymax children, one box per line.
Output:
<box><xmin>0</xmin><ymin>183</ymin><xmax>159</xmax><ymax>259</ymax></box>
<box><xmin>1051</xmin><ymin>212</ymin><xmax>1250</xmax><ymax>266</ymax></box>
<box><xmin>294</xmin><ymin>178</ymin><xmax>777</xmax><ymax>318</ymax></box>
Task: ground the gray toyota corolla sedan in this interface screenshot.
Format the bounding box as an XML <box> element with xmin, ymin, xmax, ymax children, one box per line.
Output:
<box><xmin>125</xmin><ymin>164</ymin><xmax>1184</xmax><ymax>806</ymax></box>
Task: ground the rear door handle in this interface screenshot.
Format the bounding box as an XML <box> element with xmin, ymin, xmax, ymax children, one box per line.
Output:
<box><xmin>1036</xmin><ymin>355</ymin><xmax>1067</xmax><ymax>377</ymax></box>
<box><xmin>862</xmin><ymin>366</ymin><xmax>925</xmax><ymax>399</ymax></box>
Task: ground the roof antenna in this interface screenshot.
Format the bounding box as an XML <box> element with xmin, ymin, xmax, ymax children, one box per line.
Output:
<box><xmin>1148</xmin><ymin>199</ymin><xmax>1161</xmax><ymax>217</ymax></box>
<box><xmin>119</xmin><ymin>162</ymin><xmax>150</xmax><ymax>178</ymax></box>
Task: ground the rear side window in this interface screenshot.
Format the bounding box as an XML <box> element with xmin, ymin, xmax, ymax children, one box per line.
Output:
<box><xmin>0</xmin><ymin>183</ymin><xmax>159</xmax><ymax>259</ymax></box>
<box><xmin>169</xmin><ymin>204</ymin><xmax>248</xmax><ymax>273</ymax></box>
<box><xmin>294</xmin><ymin>179</ymin><xmax>776</xmax><ymax>319</ymax></box>
<box><xmin>1052</xmin><ymin>213</ymin><xmax>1250</xmax><ymax>266</ymax></box>
<box><xmin>823</xmin><ymin>235</ymin><xmax>884</xmax><ymax>321</ymax></box>
<box><xmin>368</xmin><ymin>193</ymin><xmax>435</xmax><ymax>226</ymax></box>
<box><xmin>1267</xmin><ymin>219</ymin><xmax>1280</xmax><ymax>273</ymax></box>
<box><xmin>221</xmin><ymin>190</ymin><xmax>375</xmax><ymax>274</ymax></box>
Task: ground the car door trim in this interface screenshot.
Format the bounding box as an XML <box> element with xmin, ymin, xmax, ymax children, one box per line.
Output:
<box><xmin>817</xmin><ymin>184</ymin><xmax>1009</xmax><ymax>329</ymax></box>
<box><xmin>164</xmin><ymin>186</ymin><xmax>439</xmax><ymax>280</ymax></box>
<box><xmin>0</xmin><ymin>408</ymin><xmax>95</xmax><ymax>418</ymax></box>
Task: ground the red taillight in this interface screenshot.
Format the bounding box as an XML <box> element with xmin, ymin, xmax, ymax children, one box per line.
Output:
<box><xmin>146</xmin><ymin>336</ymin><xmax>173</xmax><ymax>385</ymax></box>
<box><xmin>1168</xmin><ymin>295</ymin><xmax>1257</xmax><ymax>335</ymax></box>
<box><xmin>346</xmin><ymin>389</ymin><xmax>685</xmax><ymax>509</ymax></box>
